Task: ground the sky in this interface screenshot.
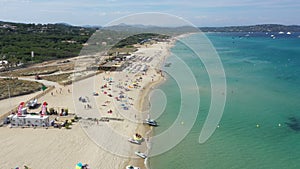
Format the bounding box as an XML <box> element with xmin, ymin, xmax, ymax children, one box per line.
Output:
<box><xmin>0</xmin><ymin>0</ymin><xmax>299</xmax><ymax>27</ymax></box>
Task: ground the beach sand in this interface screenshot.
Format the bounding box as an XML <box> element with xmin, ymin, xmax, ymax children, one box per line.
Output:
<box><xmin>0</xmin><ymin>40</ymin><xmax>175</xmax><ymax>169</ymax></box>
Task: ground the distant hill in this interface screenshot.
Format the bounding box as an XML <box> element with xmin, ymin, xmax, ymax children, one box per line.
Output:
<box><xmin>199</xmin><ymin>24</ymin><xmax>300</xmax><ymax>32</ymax></box>
<box><xmin>104</xmin><ymin>23</ymin><xmax>300</xmax><ymax>34</ymax></box>
<box><xmin>103</xmin><ymin>24</ymin><xmax>198</xmax><ymax>35</ymax></box>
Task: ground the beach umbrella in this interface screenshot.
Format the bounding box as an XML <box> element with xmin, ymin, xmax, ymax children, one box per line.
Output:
<box><xmin>76</xmin><ymin>162</ymin><xmax>82</xmax><ymax>169</ymax></box>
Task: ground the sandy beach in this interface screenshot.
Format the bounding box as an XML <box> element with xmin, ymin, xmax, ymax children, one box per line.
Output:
<box><xmin>0</xmin><ymin>39</ymin><xmax>175</xmax><ymax>169</ymax></box>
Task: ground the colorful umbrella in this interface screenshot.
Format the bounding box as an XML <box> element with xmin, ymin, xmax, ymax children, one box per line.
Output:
<box><xmin>76</xmin><ymin>162</ymin><xmax>82</xmax><ymax>169</ymax></box>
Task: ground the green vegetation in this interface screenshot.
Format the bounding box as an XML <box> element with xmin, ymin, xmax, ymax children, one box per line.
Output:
<box><xmin>112</xmin><ymin>33</ymin><xmax>169</xmax><ymax>48</ymax></box>
<box><xmin>0</xmin><ymin>78</ymin><xmax>43</xmax><ymax>100</ymax></box>
<box><xmin>0</xmin><ymin>21</ymin><xmax>96</xmax><ymax>65</ymax></box>
<box><xmin>108</xmin><ymin>33</ymin><xmax>170</xmax><ymax>55</ymax></box>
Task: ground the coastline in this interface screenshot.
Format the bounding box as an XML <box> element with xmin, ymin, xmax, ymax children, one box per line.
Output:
<box><xmin>136</xmin><ymin>33</ymin><xmax>195</xmax><ymax>169</ymax></box>
<box><xmin>133</xmin><ymin>37</ymin><xmax>177</xmax><ymax>169</ymax></box>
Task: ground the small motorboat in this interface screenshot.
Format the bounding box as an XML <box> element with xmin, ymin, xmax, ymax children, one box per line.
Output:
<box><xmin>126</xmin><ymin>165</ymin><xmax>140</xmax><ymax>169</ymax></box>
<box><xmin>164</xmin><ymin>63</ymin><xmax>171</xmax><ymax>67</ymax></box>
<box><xmin>135</xmin><ymin>151</ymin><xmax>147</xmax><ymax>159</ymax></box>
<box><xmin>145</xmin><ymin>119</ymin><xmax>158</xmax><ymax>127</ymax></box>
<box><xmin>27</xmin><ymin>98</ymin><xmax>38</xmax><ymax>109</ymax></box>
<box><xmin>128</xmin><ymin>138</ymin><xmax>140</xmax><ymax>145</ymax></box>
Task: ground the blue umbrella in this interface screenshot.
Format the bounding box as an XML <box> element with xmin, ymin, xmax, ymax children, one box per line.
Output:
<box><xmin>76</xmin><ymin>162</ymin><xmax>83</xmax><ymax>169</ymax></box>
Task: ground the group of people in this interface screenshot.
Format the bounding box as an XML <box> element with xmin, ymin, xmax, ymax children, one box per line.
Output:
<box><xmin>51</xmin><ymin>87</ymin><xmax>71</xmax><ymax>96</ymax></box>
<box><xmin>76</xmin><ymin>162</ymin><xmax>90</xmax><ymax>169</ymax></box>
<box><xmin>14</xmin><ymin>165</ymin><xmax>30</xmax><ymax>169</ymax></box>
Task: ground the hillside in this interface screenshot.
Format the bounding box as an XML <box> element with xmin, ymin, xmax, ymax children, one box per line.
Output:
<box><xmin>0</xmin><ymin>21</ymin><xmax>97</xmax><ymax>66</ymax></box>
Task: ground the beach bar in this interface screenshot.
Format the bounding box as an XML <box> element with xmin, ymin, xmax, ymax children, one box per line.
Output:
<box><xmin>7</xmin><ymin>101</ymin><xmax>50</xmax><ymax>127</ymax></box>
<box><xmin>10</xmin><ymin>114</ymin><xmax>49</xmax><ymax>127</ymax></box>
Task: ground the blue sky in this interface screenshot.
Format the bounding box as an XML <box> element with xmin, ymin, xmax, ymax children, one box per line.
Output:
<box><xmin>0</xmin><ymin>0</ymin><xmax>299</xmax><ymax>26</ymax></box>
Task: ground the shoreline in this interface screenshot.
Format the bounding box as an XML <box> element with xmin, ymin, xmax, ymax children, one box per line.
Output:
<box><xmin>133</xmin><ymin>37</ymin><xmax>177</xmax><ymax>169</ymax></box>
<box><xmin>135</xmin><ymin>33</ymin><xmax>194</xmax><ymax>169</ymax></box>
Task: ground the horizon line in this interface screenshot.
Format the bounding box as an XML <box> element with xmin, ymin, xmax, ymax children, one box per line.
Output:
<box><xmin>1</xmin><ymin>20</ymin><xmax>300</xmax><ymax>28</ymax></box>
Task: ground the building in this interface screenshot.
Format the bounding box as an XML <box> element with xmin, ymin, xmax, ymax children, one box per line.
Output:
<box><xmin>10</xmin><ymin>114</ymin><xmax>49</xmax><ymax>127</ymax></box>
<box><xmin>99</xmin><ymin>62</ymin><xmax>126</xmax><ymax>71</ymax></box>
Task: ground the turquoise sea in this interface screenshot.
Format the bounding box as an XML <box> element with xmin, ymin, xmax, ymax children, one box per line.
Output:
<box><xmin>149</xmin><ymin>32</ymin><xmax>300</xmax><ymax>169</ymax></box>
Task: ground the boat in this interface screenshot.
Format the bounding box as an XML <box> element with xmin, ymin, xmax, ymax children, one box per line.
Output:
<box><xmin>135</xmin><ymin>151</ymin><xmax>147</xmax><ymax>159</ymax></box>
<box><xmin>278</xmin><ymin>31</ymin><xmax>285</xmax><ymax>34</ymax></box>
<box><xmin>145</xmin><ymin>119</ymin><xmax>158</xmax><ymax>126</ymax></box>
<box><xmin>128</xmin><ymin>138</ymin><xmax>140</xmax><ymax>144</ymax></box>
<box><xmin>126</xmin><ymin>165</ymin><xmax>140</xmax><ymax>169</ymax></box>
<box><xmin>270</xmin><ymin>35</ymin><xmax>276</xmax><ymax>39</ymax></box>
<box><xmin>27</xmin><ymin>98</ymin><xmax>38</xmax><ymax>109</ymax></box>
<box><xmin>287</xmin><ymin>32</ymin><xmax>292</xmax><ymax>35</ymax></box>
<box><xmin>164</xmin><ymin>63</ymin><xmax>171</xmax><ymax>67</ymax></box>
